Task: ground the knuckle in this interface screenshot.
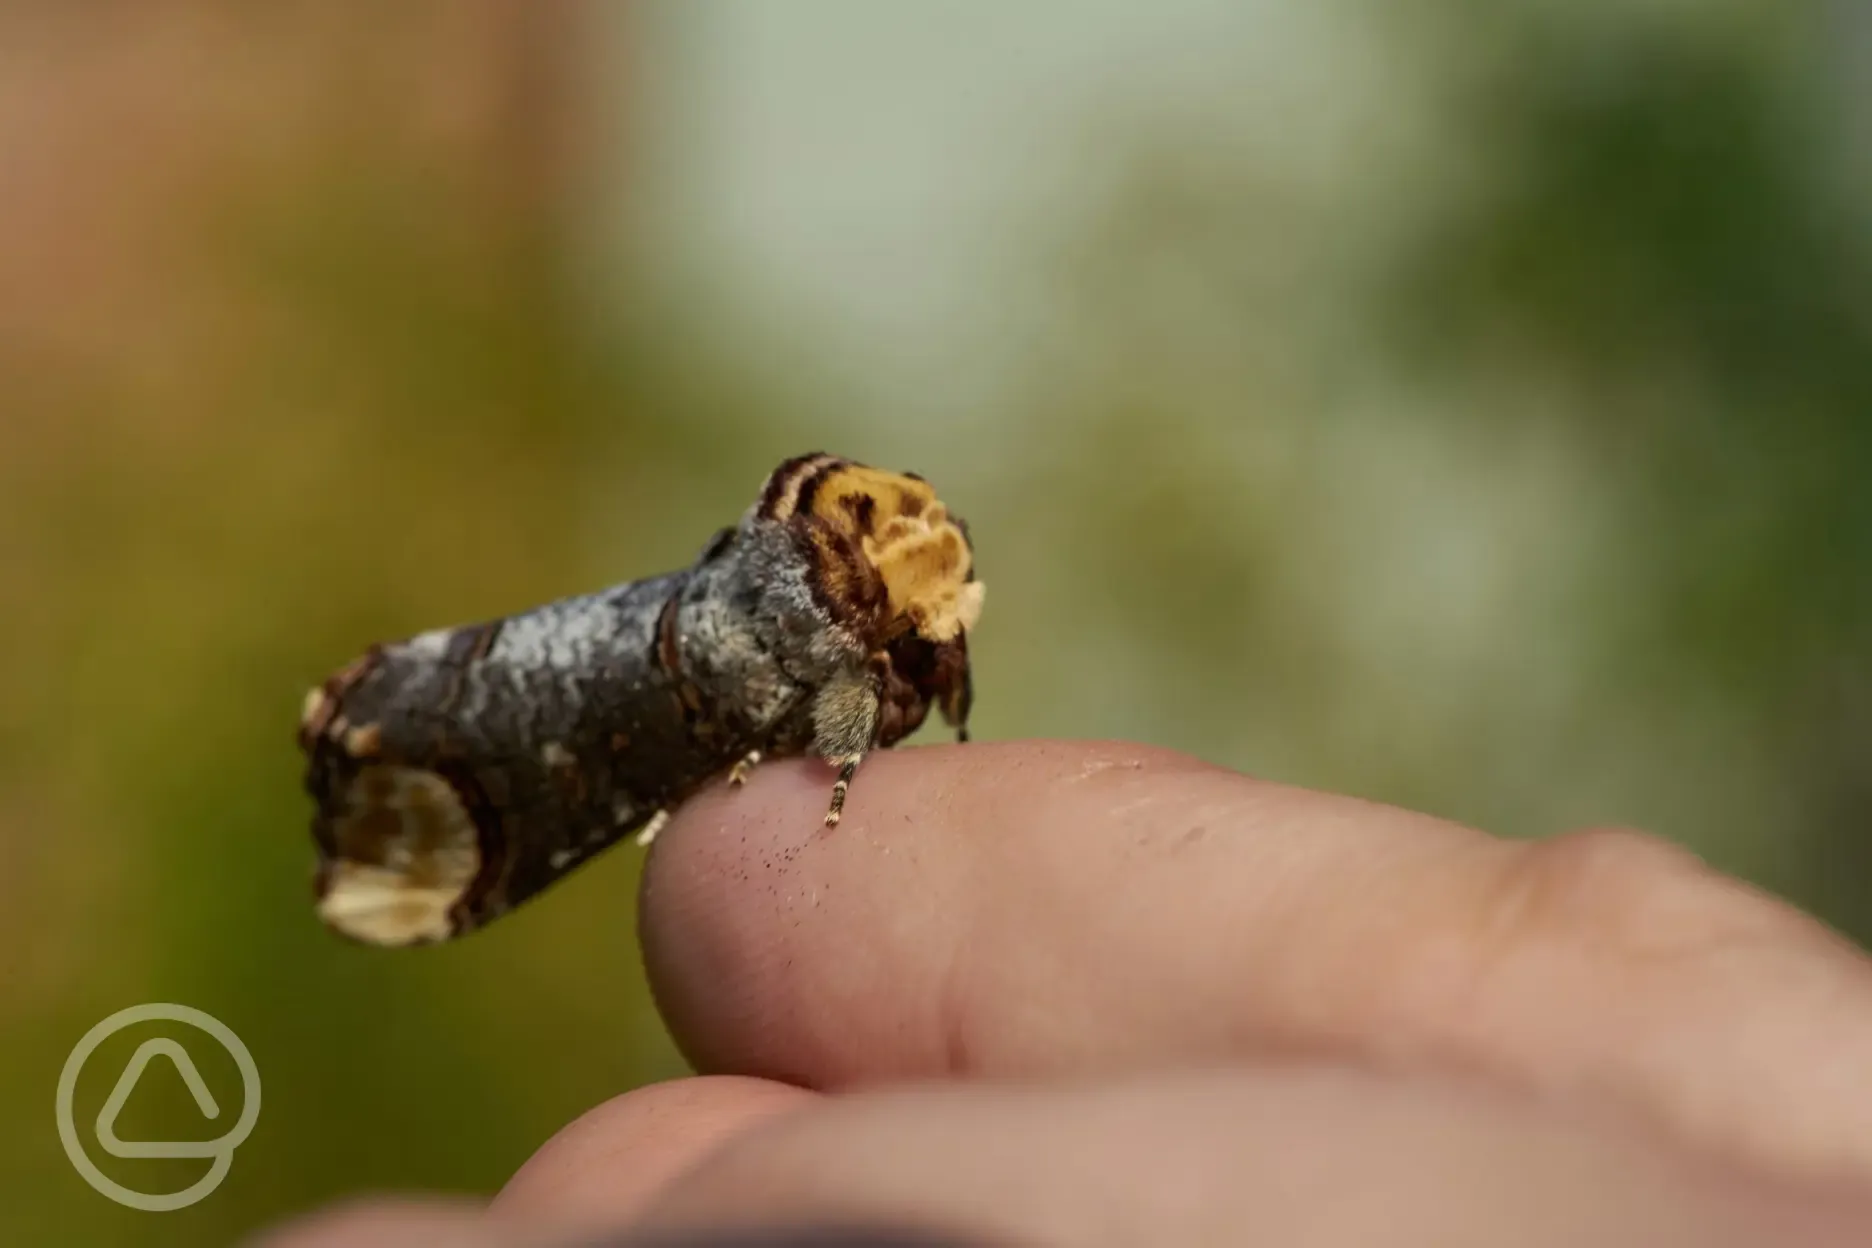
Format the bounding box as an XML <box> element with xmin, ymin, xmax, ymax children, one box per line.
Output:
<box><xmin>1527</xmin><ymin>825</ymin><xmax>1706</xmax><ymax>904</ymax></box>
<box><xmin>1489</xmin><ymin>825</ymin><xmax>1790</xmax><ymax>958</ymax></box>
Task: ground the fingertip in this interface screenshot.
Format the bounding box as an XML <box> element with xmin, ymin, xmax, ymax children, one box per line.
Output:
<box><xmin>634</xmin><ymin>738</ymin><xmax>1260</xmax><ymax>1084</ymax></box>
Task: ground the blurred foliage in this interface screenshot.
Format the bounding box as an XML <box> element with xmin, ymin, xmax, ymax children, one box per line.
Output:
<box><xmin>0</xmin><ymin>146</ymin><xmax>799</xmax><ymax>1245</ymax></box>
<box><xmin>3</xmin><ymin>2</ymin><xmax>1869</xmax><ymax>1244</ymax></box>
<box><xmin>1388</xmin><ymin>0</ymin><xmax>1872</xmax><ymax>923</ymax></box>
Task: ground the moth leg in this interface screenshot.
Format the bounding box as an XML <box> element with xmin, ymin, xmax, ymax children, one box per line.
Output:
<box><xmin>728</xmin><ymin>749</ymin><xmax>763</xmax><ymax>788</ymax></box>
<box><xmin>938</xmin><ymin>639</ymin><xmax>974</xmax><ymax>744</ymax></box>
<box><xmin>633</xmin><ymin>808</ymin><xmax>672</xmax><ymax>848</ymax></box>
<box><xmin>946</xmin><ymin>664</ymin><xmax>974</xmax><ymax>744</ymax></box>
<box><xmin>825</xmin><ymin>755</ymin><xmax>864</xmax><ymax>826</ymax></box>
<box><xmin>812</xmin><ymin>674</ymin><xmax>882</xmax><ymax>827</ymax></box>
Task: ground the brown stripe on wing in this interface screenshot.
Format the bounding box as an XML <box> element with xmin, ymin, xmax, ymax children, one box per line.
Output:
<box><xmin>789</xmin><ymin>457</ymin><xmax>844</xmax><ymax>519</ymax></box>
<box><xmin>433</xmin><ymin>758</ymin><xmax>517</xmax><ymax>937</ymax></box>
<box><xmin>756</xmin><ymin>452</ymin><xmax>823</xmax><ymax>517</ymax></box>
<box><xmin>755</xmin><ymin>452</ymin><xmax>846</xmax><ymax>521</ymax></box>
<box><xmin>788</xmin><ymin>513</ymin><xmax>892</xmax><ymax>647</ymax></box>
<box><xmin>439</xmin><ymin>619</ymin><xmax>502</xmax><ymax>665</ymax></box>
<box><xmin>438</xmin><ymin>620</ymin><xmax>502</xmax><ymax>717</ymax></box>
<box><xmin>653</xmin><ymin>591</ymin><xmax>683</xmax><ymax>674</ymax></box>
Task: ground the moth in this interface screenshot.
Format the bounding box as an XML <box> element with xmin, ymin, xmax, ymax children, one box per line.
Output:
<box><xmin>297</xmin><ymin>453</ymin><xmax>982</xmax><ymax>947</ymax></box>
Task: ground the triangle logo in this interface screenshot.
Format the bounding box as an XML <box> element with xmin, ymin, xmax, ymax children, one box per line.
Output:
<box><xmin>94</xmin><ymin>1039</ymin><xmax>224</xmax><ymax>1160</ymax></box>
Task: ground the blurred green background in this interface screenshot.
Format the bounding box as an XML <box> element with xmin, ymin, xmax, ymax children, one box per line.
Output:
<box><xmin>2</xmin><ymin>1</ymin><xmax>1867</xmax><ymax>1243</ymax></box>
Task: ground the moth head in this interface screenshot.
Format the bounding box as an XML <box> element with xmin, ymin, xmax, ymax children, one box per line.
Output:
<box><xmin>862</xmin><ymin>502</ymin><xmax>982</xmax><ymax>642</ymax></box>
<box><xmin>313</xmin><ymin>762</ymin><xmax>481</xmax><ymax>947</ymax></box>
<box><xmin>761</xmin><ymin>457</ymin><xmax>985</xmax><ymax>644</ymax></box>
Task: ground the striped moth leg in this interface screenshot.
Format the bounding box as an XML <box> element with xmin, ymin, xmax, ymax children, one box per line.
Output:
<box><xmin>811</xmin><ymin>671</ymin><xmax>883</xmax><ymax>827</ymax></box>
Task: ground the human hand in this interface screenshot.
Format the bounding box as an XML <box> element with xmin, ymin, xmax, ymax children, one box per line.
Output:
<box><xmin>256</xmin><ymin>741</ymin><xmax>1872</xmax><ymax>1246</ymax></box>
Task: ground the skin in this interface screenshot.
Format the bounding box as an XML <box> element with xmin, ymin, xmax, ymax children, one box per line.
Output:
<box><xmin>253</xmin><ymin>741</ymin><xmax>1872</xmax><ymax>1246</ymax></box>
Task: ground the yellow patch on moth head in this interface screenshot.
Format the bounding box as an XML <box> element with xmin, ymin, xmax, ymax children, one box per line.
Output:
<box><xmin>809</xmin><ymin>465</ymin><xmax>938</xmax><ymax>521</ymax></box>
<box><xmin>807</xmin><ymin>466</ymin><xmax>984</xmax><ymax>642</ymax></box>
<box><xmin>316</xmin><ymin>764</ymin><xmax>479</xmax><ymax>946</ymax></box>
<box><xmin>867</xmin><ymin>511</ymin><xmax>985</xmax><ymax>642</ymax></box>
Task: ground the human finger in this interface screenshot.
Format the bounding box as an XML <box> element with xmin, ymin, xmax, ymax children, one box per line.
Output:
<box><xmin>492</xmin><ymin>1075</ymin><xmax>818</xmax><ymax>1234</ymax></box>
<box><xmin>635</xmin><ymin>1065</ymin><xmax>1872</xmax><ymax>1248</ymax></box>
<box><xmin>639</xmin><ymin>739</ymin><xmax>1872</xmax><ymax>1181</ymax></box>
